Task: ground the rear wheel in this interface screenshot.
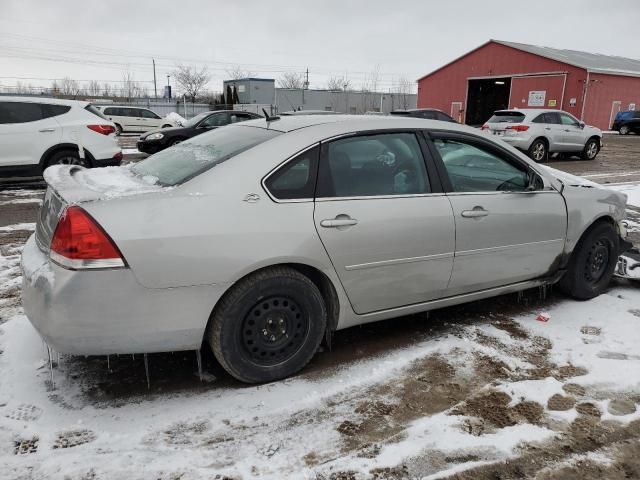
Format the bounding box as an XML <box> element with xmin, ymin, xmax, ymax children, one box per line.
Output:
<box><xmin>558</xmin><ymin>223</ymin><xmax>619</xmax><ymax>300</ymax></box>
<box><xmin>115</xmin><ymin>123</ymin><xmax>123</xmax><ymax>135</ymax></box>
<box><xmin>46</xmin><ymin>149</ymin><xmax>89</xmax><ymax>168</ymax></box>
<box><xmin>207</xmin><ymin>267</ymin><xmax>327</xmax><ymax>383</ymax></box>
<box><xmin>581</xmin><ymin>138</ymin><xmax>600</xmax><ymax>160</ymax></box>
<box><xmin>619</xmin><ymin>125</ymin><xmax>630</xmax><ymax>135</ymax></box>
<box><xmin>528</xmin><ymin>139</ymin><xmax>547</xmax><ymax>162</ymax></box>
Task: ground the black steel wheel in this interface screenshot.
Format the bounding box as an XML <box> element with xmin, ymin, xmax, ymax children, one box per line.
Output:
<box><xmin>207</xmin><ymin>267</ymin><xmax>327</xmax><ymax>383</ymax></box>
<box><xmin>559</xmin><ymin>223</ymin><xmax>619</xmax><ymax>300</ymax></box>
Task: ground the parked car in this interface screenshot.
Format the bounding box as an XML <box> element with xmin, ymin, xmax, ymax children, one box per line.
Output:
<box><xmin>391</xmin><ymin>108</ymin><xmax>457</xmax><ymax>122</ymax></box>
<box><xmin>611</xmin><ymin>110</ymin><xmax>640</xmax><ymax>135</ymax></box>
<box><xmin>94</xmin><ymin>106</ymin><xmax>178</xmax><ymax>134</ymax></box>
<box><xmin>482</xmin><ymin>109</ymin><xmax>602</xmax><ymax>162</ymax></box>
<box><xmin>136</xmin><ymin>110</ymin><xmax>261</xmax><ymax>154</ymax></box>
<box><xmin>0</xmin><ymin>97</ymin><xmax>121</xmax><ymax>177</ymax></box>
<box><xmin>22</xmin><ymin>115</ymin><xmax>630</xmax><ymax>384</ymax></box>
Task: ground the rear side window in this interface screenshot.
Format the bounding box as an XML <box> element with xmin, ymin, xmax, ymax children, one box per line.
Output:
<box><xmin>488</xmin><ymin>111</ymin><xmax>525</xmax><ymax>123</ymax></box>
<box><xmin>317</xmin><ymin>132</ymin><xmax>430</xmax><ymax>198</ymax></box>
<box><xmin>131</xmin><ymin>126</ymin><xmax>281</xmax><ymax>186</ymax></box>
<box><xmin>42</xmin><ymin>104</ymin><xmax>71</xmax><ymax>118</ymax></box>
<box><xmin>140</xmin><ymin>109</ymin><xmax>160</xmax><ymax>119</ymax></box>
<box><xmin>264</xmin><ymin>146</ymin><xmax>318</xmax><ymax>200</ymax></box>
<box><xmin>436</xmin><ymin>112</ymin><xmax>455</xmax><ymax>122</ymax></box>
<box><xmin>0</xmin><ymin>102</ymin><xmax>44</xmax><ymax>124</ymax></box>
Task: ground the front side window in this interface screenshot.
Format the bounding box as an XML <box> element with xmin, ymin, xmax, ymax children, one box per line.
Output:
<box><xmin>317</xmin><ymin>132</ymin><xmax>430</xmax><ymax>198</ymax></box>
<box><xmin>264</xmin><ymin>146</ymin><xmax>318</xmax><ymax>200</ymax></box>
<box><xmin>200</xmin><ymin>113</ymin><xmax>229</xmax><ymax>127</ymax></box>
<box><xmin>131</xmin><ymin>125</ymin><xmax>281</xmax><ymax>186</ymax></box>
<box><xmin>559</xmin><ymin>113</ymin><xmax>579</xmax><ymax>126</ymax></box>
<box><xmin>433</xmin><ymin>138</ymin><xmax>529</xmax><ymax>193</ymax></box>
<box><xmin>0</xmin><ymin>102</ymin><xmax>44</xmax><ymax>124</ymax></box>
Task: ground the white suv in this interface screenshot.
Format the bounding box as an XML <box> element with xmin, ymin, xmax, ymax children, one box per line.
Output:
<box><xmin>482</xmin><ymin>109</ymin><xmax>602</xmax><ymax>162</ymax></box>
<box><xmin>94</xmin><ymin>106</ymin><xmax>177</xmax><ymax>134</ymax></box>
<box><xmin>0</xmin><ymin>97</ymin><xmax>122</xmax><ymax>177</ymax></box>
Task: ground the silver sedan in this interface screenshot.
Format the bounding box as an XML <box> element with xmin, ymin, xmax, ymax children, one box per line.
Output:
<box><xmin>22</xmin><ymin>115</ymin><xmax>631</xmax><ymax>383</ymax></box>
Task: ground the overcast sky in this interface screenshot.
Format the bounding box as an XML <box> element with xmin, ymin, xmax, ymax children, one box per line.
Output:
<box><xmin>2</xmin><ymin>0</ymin><xmax>639</xmax><ymax>95</ymax></box>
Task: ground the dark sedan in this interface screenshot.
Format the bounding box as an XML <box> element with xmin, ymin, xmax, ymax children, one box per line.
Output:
<box><xmin>137</xmin><ymin>110</ymin><xmax>261</xmax><ymax>154</ymax></box>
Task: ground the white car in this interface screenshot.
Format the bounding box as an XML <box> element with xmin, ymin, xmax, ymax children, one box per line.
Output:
<box><xmin>0</xmin><ymin>97</ymin><xmax>122</xmax><ymax>177</ymax></box>
<box><xmin>94</xmin><ymin>106</ymin><xmax>178</xmax><ymax>134</ymax></box>
<box><xmin>482</xmin><ymin>109</ymin><xmax>602</xmax><ymax>162</ymax></box>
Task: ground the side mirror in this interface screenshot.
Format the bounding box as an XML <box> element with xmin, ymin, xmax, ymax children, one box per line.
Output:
<box><xmin>579</xmin><ymin>121</ymin><xmax>585</xmax><ymax>129</ymax></box>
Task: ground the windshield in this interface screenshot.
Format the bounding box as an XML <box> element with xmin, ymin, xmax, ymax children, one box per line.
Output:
<box><xmin>131</xmin><ymin>126</ymin><xmax>281</xmax><ymax>186</ymax></box>
<box><xmin>183</xmin><ymin>112</ymin><xmax>212</xmax><ymax>128</ymax></box>
<box><xmin>488</xmin><ymin>111</ymin><xmax>526</xmax><ymax>123</ymax></box>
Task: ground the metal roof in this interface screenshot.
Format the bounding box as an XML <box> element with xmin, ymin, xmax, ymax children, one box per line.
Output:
<box><xmin>494</xmin><ymin>40</ymin><xmax>640</xmax><ymax>76</ymax></box>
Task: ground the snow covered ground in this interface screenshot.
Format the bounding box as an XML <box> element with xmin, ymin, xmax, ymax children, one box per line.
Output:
<box><xmin>1</xmin><ymin>184</ymin><xmax>640</xmax><ymax>479</ymax></box>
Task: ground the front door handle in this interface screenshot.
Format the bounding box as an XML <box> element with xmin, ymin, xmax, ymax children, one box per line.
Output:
<box><xmin>39</xmin><ymin>128</ymin><xmax>55</xmax><ymax>133</ymax></box>
<box><xmin>544</xmin><ymin>127</ymin><xmax>551</xmax><ymax>130</ymax></box>
<box><xmin>320</xmin><ymin>216</ymin><xmax>358</xmax><ymax>228</ymax></box>
<box><xmin>461</xmin><ymin>208</ymin><xmax>489</xmax><ymax>218</ymax></box>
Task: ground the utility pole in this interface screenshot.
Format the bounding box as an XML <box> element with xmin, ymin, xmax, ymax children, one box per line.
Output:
<box><xmin>301</xmin><ymin>67</ymin><xmax>309</xmax><ymax>107</ymax></box>
<box><xmin>152</xmin><ymin>58</ymin><xmax>157</xmax><ymax>99</ymax></box>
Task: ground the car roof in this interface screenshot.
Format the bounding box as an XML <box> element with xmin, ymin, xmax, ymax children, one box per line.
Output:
<box><xmin>493</xmin><ymin>108</ymin><xmax>566</xmax><ymax>115</ymax></box>
<box><xmin>0</xmin><ymin>96</ymin><xmax>88</xmax><ymax>107</ymax></box>
<box><xmin>235</xmin><ymin>114</ymin><xmax>478</xmax><ymax>134</ymax></box>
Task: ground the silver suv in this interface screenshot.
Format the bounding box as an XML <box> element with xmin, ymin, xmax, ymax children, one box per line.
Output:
<box><xmin>482</xmin><ymin>109</ymin><xmax>602</xmax><ymax>162</ymax></box>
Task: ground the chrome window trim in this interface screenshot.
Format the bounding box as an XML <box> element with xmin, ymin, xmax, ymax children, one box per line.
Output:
<box><xmin>261</xmin><ymin>142</ymin><xmax>320</xmax><ymax>204</ymax></box>
<box><xmin>444</xmin><ymin>189</ymin><xmax>558</xmax><ymax>196</ymax></box>
<box><xmin>345</xmin><ymin>252</ymin><xmax>454</xmax><ymax>271</ymax></box>
<box><xmin>315</xmin><ymin>192</ymin><xmax>446</xmax><ymax>202</ymax></box>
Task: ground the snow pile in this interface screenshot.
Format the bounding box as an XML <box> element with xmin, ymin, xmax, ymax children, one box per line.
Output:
<box><xmin>607</xmin><ymin>182</ymin><xmax>640</xmax><ymax>208</ymax></box>
<box><xmin>165</xmin><ymin>112</ymin><xmax>186</xmax><ymax>126</ymax></box>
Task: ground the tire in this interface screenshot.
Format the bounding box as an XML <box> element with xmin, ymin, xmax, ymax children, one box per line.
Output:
<box><xmin>581</xmin><ymin>137</ymin><xmax>600</xmax><ymax>160</ymax></box>
<box><xmin>619</xmin><ymin>125</ymin><xmax>630</xmax><ymax>135</ymax></box>
<box><xmin>206</xmin><ymin>267</ymin><xmax>327</xmax><ymax>383</ymax></box>
<box><xmin>528</xmin><ymin>138</ymin><xmax>548</xmax><ymax>162</ymax></box>
<box><xmin>162</xmin><ymin>124</ymin><xmax>171</xmax><ymax>128</ymax></box>
<box><xmin>46</xmin><ymin>149</ymin><xmax>89</xmax><ymax>168</ymax></box>
<box><xmin>115</xmin><ymin>124</ymin><xmax>123</xmax><ymax>135</ymax></box>
<box><xmin>558</xmin><ymin>222</ymin><xmax>619</xmax><ymax>300</ymax></box>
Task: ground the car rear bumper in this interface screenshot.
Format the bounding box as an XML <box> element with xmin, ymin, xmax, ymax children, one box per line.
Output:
<box><xmin>21</xmin><ymin>234</ymin><xmax>226</xmax><ymax>355</ymax></box>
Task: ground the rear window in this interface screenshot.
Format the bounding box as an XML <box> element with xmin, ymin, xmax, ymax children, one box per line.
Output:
<box><xmin>85</xmin><ymin>105</ymin><xmax>107</xmax><ymax>120</ymax></box>
<box><xmin>488</xmin><ymin>111</ymin><xmax>526</xmax><ymax>123</ymax></box>
<box><xmin>131</xmin><ymin>125</ymin><xmax>281</xmax><ymax>186</ymax></box>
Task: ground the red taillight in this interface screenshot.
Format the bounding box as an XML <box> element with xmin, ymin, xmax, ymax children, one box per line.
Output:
<box><xmin>506</xmin><ymin>125</ymin><xmax>529</xmax><ymax>132</ymax></box>
<box><xmin>481</xmin><ymin>123</ymin><xmax>489</xmax><ymax>130</ymax></box>
<box><xmin>50</xmin><ymin>206</ymin><xmax>125</xmax><ymax>269</ymax></box>
<box><xmin>87</xmin><ymin>124</ymin><xmax>116</xmax><ymax>136</ymax></box>
<box><xmin>113</xmin><ymin>151</ymin><xmax>123</xmax><ymax>161</ymax></box>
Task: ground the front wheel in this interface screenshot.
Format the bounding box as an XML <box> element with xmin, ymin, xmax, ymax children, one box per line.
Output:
<box><xmin>558</xmin><ymin>223</ymin><xmax>619</xmax><ymax>300</ymax></box>
<box><xmin>581</xmin><ymin>138</ymin><xmax>600</xmax><ymax>160</ymax></box>
<box><xmin>619</xmin><ymin>125</ymin><xmax>630</xmax><ymax>135</ymax></box>
<box><xmin>528</xmin><ymin>139</ymin><xmax>547</xmax><ymax>162</ymax></box>
<box><xmin>206</xmin><ymin>267</ymin><xmax>327</xmax><ymax>383</ymax></box>
<box><xmin>115</xmin><ymin>124</ymin><xmax>123</xmax><ymax>135</ymax></box>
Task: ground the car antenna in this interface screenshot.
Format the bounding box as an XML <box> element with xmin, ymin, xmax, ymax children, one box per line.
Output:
<box><xmin>262</xmin><ymin>108</ymin><xmax>280</xmax><ymax>122</ymax></box>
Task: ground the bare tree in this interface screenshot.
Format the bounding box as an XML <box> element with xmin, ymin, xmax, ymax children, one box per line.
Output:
<box><xmin>87</xmin><ymin>80</ymin><xmax>102</xmax><ymax>97</ymax></box>
<box><xmin>172</xmin><ymin>64</ymin><xmax>211</xmax><ymax>100</ymax></box>
<box><xmin>60</xmin><ymin>77</ymin><xmax>81</xmax><ymax>97</ymax></box>
<box><xmin>51</xmin><ymin>80</ymin><xmax>60</xmax><ymax>95</ymax></box>
<box><xmin>102</xmin><ymin>83</ymin><xmax>112</xmax><ymax>97</ymax></box>
<box><xmin>225</xmin><ymin>65</ymin><xmax>255</xmax><ymax>80</ymax></box>
<box><xmin>394</xmin><ymin>76</ymin><xmax>413</xmax><ymax>110</ymax></box>
<box><xmin>278</xmin><ymin>72</ymin><xmax>305</xmax><ymax>89</ymax></box>
<box><xmin>121</xmin><ymin>71</ymin><xmax>140</xmax><ymax>101</ymax></box>
<box><xmin>360</xmin><ymin>65</ymin><xmax>381</xmax><ymax>111</ymax></box>
<box><xmin>327</xmin><ymin>75</ymin><xmax>351</xmax><ymax>91</ymax></box>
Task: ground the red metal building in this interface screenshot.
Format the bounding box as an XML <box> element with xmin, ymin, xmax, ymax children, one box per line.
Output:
<box><xmin>417</xmin><ymin>40</ymin><xmax>640</xmax><ymax>130</ymax></box>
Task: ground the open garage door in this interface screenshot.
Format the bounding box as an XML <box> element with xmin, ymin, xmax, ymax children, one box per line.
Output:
<box><xmin>465</xmin><ymin>77</ymin><xmax>511</xmax><ymax>126</ymax></box>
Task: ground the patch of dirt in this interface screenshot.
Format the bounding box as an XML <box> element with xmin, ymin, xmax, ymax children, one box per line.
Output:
<box><xmin>580</xmin><ymin>326</ymin><xmax>602</xmax><ymax>336</ymax></box>
<box><xmin>575</xmin><ymin>402</ymin><xmax>602</xmax><ymax>418</ymax></box>
<box><xmin>608</xmin><ymin>398</ymin><xmax>637</xmax><ymax>416</ymax></box>
<box><xmin>336</xmin><ymin>420</ymin><xmax>361</xmax><ymax>437</ymax></box>
<box><xmin>547</xmin><ymin>394</ymin><xmax>576</xmax><ymax>411</ymax></box>
<box><xmin>52</xmin><ymin>429</ymin><xmax>96</xmax><ymax>449</ymax></box>
<box><xmin>370</xmin><ymin>465</ymin><xmax>410</xmax><ymax>479</ymax></box>
<box><xmin>150</xmin><ymin>419</ymin><xmax>211</xmax><ymax>446</ymax></box>
<box><xmin>511</xmin><ymin>400</ymin><xmax>545</xmax><ymax>424</ymax></box>
<box><xmin>458</xmin><ymin>390</ymin><xmax>515</xmax><ymax>428</ymax></box>
<box><xmin>563</xmin><ymin>383</ymin><xmax>586</xmax><ymax>397</ymax></box>
<box><xmin>473</xmin><ymin>353</ymin><xmax>512</xmax><ymax>380</ymax></box>
<box><xmin>4</xmin><ymin>403</ymin><xmax>42</xmax><ymax>421</ymax></box>
<box><xmin>491</xmin><ymin>316</ymin><xmax>530</xmax><ymax>340</ymax></box>
<box><xmin>354</xmin><ymin>400</ymin><xmax>394</xmax><ymax>416</ymax></box>
<box><xmin>555</xmin><ymin>365</ymin><xmax>589</xmax><ymax>380</ymax></box>
<box><xmin>13</xmin><ymin>437</ymin><xmax>39</xmax><ymax>455</ymax></box>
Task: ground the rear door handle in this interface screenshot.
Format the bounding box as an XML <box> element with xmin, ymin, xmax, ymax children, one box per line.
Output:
<box><xmin>39</xmin><ymin>128</ymin><xmax>55</xmax><ymax>133</ymax></box>
<box><xmin>461</xmin><ymin>208</ymin><xmax>489</xmax><ymax>218</ymax></box>
<box><xmin>320</xmin><ymin>216</ymin><xmax>358</xmax><ymax>228</ymax></box>
<box><xmin>544</xmin><ymin>127</ymin><xmax>551</xmax><ymax>130</ymax></box>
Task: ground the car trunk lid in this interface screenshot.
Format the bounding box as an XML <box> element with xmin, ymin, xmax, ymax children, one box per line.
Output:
<box><xmin>35</xmin><ymin>165</ymin><xmax>165</xmax><ymax>252</ymax></box>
